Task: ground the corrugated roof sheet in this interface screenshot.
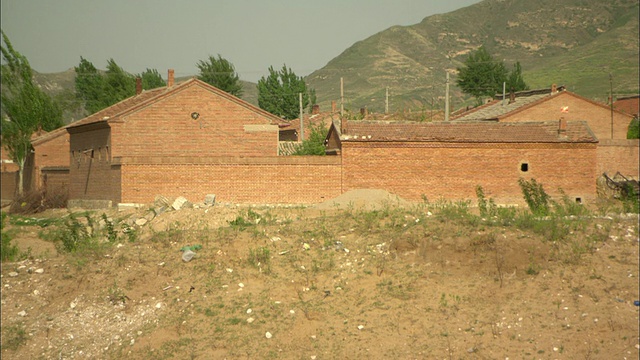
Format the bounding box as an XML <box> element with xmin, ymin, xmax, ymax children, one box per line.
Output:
<box><xmin>342</xmin><ymin>121</ymin><xmax>597</xmax><ymax>143</ymax></box>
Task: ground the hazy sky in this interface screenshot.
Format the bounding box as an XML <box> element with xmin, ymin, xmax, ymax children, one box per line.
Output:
<box><xmin>1</xmin><ymin>0</ymin><xmax>481</xmax><ymax>82</ymax></box>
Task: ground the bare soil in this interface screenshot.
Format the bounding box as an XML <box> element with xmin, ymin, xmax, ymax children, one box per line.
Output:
<box><xmin>1</xmin><ymin>190</ymin><xmax>639</xmax><ymax>359</ymax></box>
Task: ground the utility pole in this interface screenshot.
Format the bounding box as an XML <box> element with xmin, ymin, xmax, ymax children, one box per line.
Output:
<box><xmin>340</xmin><ymin>77</ymin><xmax>344</xmax><ymax>117</ymax></box>
<box><xmin>502</xmin><ymin>82</ymin><xmax>506</xmax><ymax>106</ymax></box>
<box><xmin>385</xmin><ymin>87</ymin><xmax>389</xmax><ymax>114</ymax></box>
<box><xmin>609</xmin><ymin>73</ymin><xmax>614</xmax><ymax>139</ymax></box>
<box><xmin>445</xmin><ymin>72</ymin><xmax>450</xmax><ymax>121</ymax></box>
<box><xmin>299</xmin><ymin>93</ymin><xmax>304</xmax><ymax>142</ymax></box>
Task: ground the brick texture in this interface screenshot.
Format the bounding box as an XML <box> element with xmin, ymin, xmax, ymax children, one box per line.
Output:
<box><xmin>502</xmin><ymin>92</ymin><xmax>633</xmax><ymax>140</ymax></box>
<box><xmin>341</xmin><ymin>142</ymin><xmax>597</xmax><ymax>205</ymax></box>
<box><xmin>120</xmin><ymin>157</ymin><xmax>342</xmax><ymax>204</ymax></box>
<box><xmin>596</xmin><ymin>139</ymin><xmax>640</xmax><ymax>178</ymax></box>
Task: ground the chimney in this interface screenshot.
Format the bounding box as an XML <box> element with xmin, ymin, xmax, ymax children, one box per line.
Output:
<box><xmin>312</xmin><ymin>104</ymin><xmax>320</xmax><ymax>114</ymax></box>
<box><xmin>135</xmin><ymin>77</ymin><xmax>142</xmax><ymax>95</ymax></box>
<box><xmin>331</xmin><ymin>101</ymin><xmax>336</xmax><ymax>113</ymax></box>
<box><xmin>341</xmin><ymin>116</ymin><xmax>348</xmax><ymax>134</ymax></box>
<box><xmin>551</xmin><ymin>83</ymin><xmax>557</xmax><ymax>93</ymax></box>
<box><xmin>558</xmin><ymin>117</ymin><xmax>567</xmax><ymax>137</ymax></box>
<box><xmin>168</xmin><ymin>69</ymin><xmax>175</xmax><ymax>87</ymax></box>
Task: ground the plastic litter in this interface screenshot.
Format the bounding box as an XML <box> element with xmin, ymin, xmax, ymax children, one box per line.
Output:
<box><xmin>182</xmin><ymin>250</ymin><xmax>196</xmax><ymax>262</ymax></box>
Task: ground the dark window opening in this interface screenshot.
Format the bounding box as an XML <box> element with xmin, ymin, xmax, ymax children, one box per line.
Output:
<box><xmin>575</xmin><ymin>197</ymin><xmax>582</xmax><ymax>204</ymax></box>
<box><xmin>520</xmin><ymin>163</ymin><xmax>529</xmax><ymax>172</ymax></box>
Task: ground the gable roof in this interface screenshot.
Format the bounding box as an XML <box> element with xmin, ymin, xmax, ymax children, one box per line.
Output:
<box><xmin>452</xmin><ymin>87</ymin><xmax>632</xmax><ymax>122</ymax></box>
<box><xmin>613</xmin><ymin>95</ymin><xmax>639</xmax><ymax>117</ymax></box>
<box><xmin>341</xmin><ymin>121</ymin><xmax>597</xmax><ymax>143</ymax></box>
<box><xmin>31</xmin><ymin>126</ymin><xmax>70</xmax><ymax>146</ymax></box>
<box><xmin>67</xmin><ymin>78</ymin><xmax>283</xmax><ymax>131</ymax></box>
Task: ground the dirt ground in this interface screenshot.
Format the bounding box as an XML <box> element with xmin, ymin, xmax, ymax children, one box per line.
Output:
<box><xmin>1</xmin><ymin>190</ymin><xmax>639</xmax><ymax>359</ymax></box>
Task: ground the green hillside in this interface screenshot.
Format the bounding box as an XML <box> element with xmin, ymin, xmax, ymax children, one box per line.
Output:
<box><xmin>306</xmin><ymin>0</ymin><xmax>639</xmax><ymax>113</ymax></box>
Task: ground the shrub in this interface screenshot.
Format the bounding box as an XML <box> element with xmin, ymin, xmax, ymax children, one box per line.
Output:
<box><xmin>1</xmin><ymin>212</ymin><xmax>19</xmax><ymax>262</ymax></box>
<box><xmin>9</xmin><ymin>188</ymin><xmax>67</xmax><ymax>214</ymax></box>
<box><xmin>627</xmin><ymin>118</ymin><xmax>639</xmax><ymax>139</ymax></box>
<box><xmin>518</xmin><ymin>178</ymin><xmax>550</xmax><ymax>216</ymax></box>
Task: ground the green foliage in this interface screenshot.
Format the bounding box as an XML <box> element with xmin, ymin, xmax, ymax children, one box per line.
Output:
<box><xmin>2</xmin><ymin>323</ymin><xmax>27</xmax><ymax>350</ymax></box>
<box><xmin>1</xmin><ymin>30</ymin><xmax>64</xmax><ymax>195</ymax></box>
<box><xmin>506</xmin><ymin>61</ymin><xmax>529</xmax><ymax>92</ymax></box>
<box><xmin>56</xmin><ymin>212</ymin><xmax>95</xmax><ymax>253</ymax></box>
<box><xmin>518</xmin><ymin>178</ymin><xmax>551</xmax><ymax>216</ymax></box>
<box><xmin>621</xmin><ymin>182</ymin><xmax>639</xmax><ymax>213</ymax></box>
<box><xmin>257</xmin><ymin>64</ymin><xmax>313</xmax><ymax>120</ymax></box>
<box><xmin>627</xmin><ymin>118</ymin><xmax>639</xmax><ymax>139</ymax></box>
<box><xmin>74</xmin><ymin>56</ymin><xmax>107</xmax><ymax>114</ymax></box>
<box><xmin>196</xmin><ymin>54</ymin><xmax>243</xmax><ymax>97</ymax></box>
<box><xmin>475</xmin><ymin>185</ymin><xmax>496</xmax><ymax>218</ymax></box>
<box><xmin>139</xmin><ymin>68</ymin><xmax>166</xmax><ymax>90</ymax></box>
<box><xmin>74</xmin><ymin>57</ymin><xmax>164</xmax><ymax>115</ymax></box>
<box><xmin>456</xmin><ymin>46</ymin><xmax>508</xmax><ymax>103</ymax></box>
<box><xmin>104</xmin><ymin>58</ymin><xmax>135</xmax><ymax>104</ymax></box>
<box><xmin>1</xmin><ymin>212</ymin><xmax>19</xmax><ymax>262</ymax></box>
<box><xmin>292</xmin><ymin>121</ymin><xmax>329</xmax><ymax>155</ymax></box>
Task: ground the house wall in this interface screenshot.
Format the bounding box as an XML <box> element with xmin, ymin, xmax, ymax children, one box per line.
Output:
<box><xmin>32</xmin><ymin>132</ymin><xmax>70</xmax><ymax>190</ymax></box>
<box><xmin>1</xmin><ymin>171</ymin><xmax>17</xmax><ymax>201</ymax></box>
<box><xmin>118</xmin><ymin>156</ymin><xmax>342</xmax><ymax>204</ymax></box>
<box><xmin>68</xmin><ymin>125</ymin><xmax>121</xmax><ymax>203</ymax></box>
<box><xmin>41</xmin><ymin>168</ymin><xmax>70</xmax><ymax>196</ymax></box>
<box><xmin>502</xmin><ymin>93</ymin><xmax>632</xmax><ymax>140</ymax></box>
<box><xmin>341</xmin><ymin>142</ymin><xmax>597</xmax><ymax>205</ymax></box>
<box><xmin>110</xmin><ymin>83</ymin><xmax>279</xmax><ymax>159</ymax></box>
<box><xmin>596</xmin><ymin>139</ymin><xmax>640</xmax><ymax>179</ymax></box>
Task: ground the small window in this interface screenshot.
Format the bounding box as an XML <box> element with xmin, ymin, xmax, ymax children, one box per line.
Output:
<box><xmin>520</xmin><ymin>163</ymin><xmax>529</xmax><ymax>172</ymax></box>
<box><xmin>575</xmin><ymin>197</ymin><xmax>582</xmax><ymax>204</ymax></box>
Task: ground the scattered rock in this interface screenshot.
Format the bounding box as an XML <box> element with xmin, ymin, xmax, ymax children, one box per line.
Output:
<box><xmin>154</xmin><ymin>195</ymin><xmax>171</xmax><ymax>208</ymax></box>
<box><xmin>172</xmin><ymin>196</ymin><xmax>192</xmax><ymax>210</ymax></box>
<box><xmin>34</xmin><ymin>268</ymin><xmax>44</xmax><ymax>274</ymax></box>
<box><xmin>265</xmin><ymin>332</ymin><xmax>273</xmax><ymax>339</ymax></box>
<box><xmin>18</xmin><ymin>310</ymin><xmax>27</xmax><ymax>317</ymax></box>
<box><xmin>204</xmin><ymin>194</ymin><xmax>216</xmax><ymax>206</ymax></box>
<box><xmin>135</xmin><ymin>218</ymin><xmax>148</xmax><ymax>226</ymax></box>
<box><xmin>8</xmin><ymin>272</ymin><xmax>18</xmax><ymax>277</ymax></box>
<box><xmin>182</xmin><ymin>250</ymin><xmax>196</xmax><ymax>262</ymax></box>
<box><xmin>246</xmin><ymin>317</ymin><xmax>255</xmax><ymax>323</ymax></box>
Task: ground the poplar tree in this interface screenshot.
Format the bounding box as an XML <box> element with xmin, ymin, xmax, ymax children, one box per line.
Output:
<box><xmin>1</xmin><ymin>30</ymin><xmax>63</xmax><ymax>195</ymax></box>
<box><xmin>196</xmin><ymin>54</ymin><xmax>243</xmax><ymax>97</ymax></box>
<box><xmin>257</xmin><ymin>64</ymin><xmax>313</xmax><ymax>120</ymax></box>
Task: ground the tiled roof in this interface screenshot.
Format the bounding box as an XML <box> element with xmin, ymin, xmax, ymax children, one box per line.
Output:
<box><xmin>613</xmin><ymin>95</ymin><xmax>639</xmax><ymax>117</ymax></box>
<box><xmin>279</xmin><ymin>111</ymin><xmax>338</xmax><ymax>140</ymax></box>
<box><xmin>278</xmin><ymin>141</ymin><xmax>301</xmax><ymax>156</ymax></box>
<box><xmin>453</xmin><ymin>91</ymin><xmax>554</xmax><ymax>121</ymax></box>
<box><xmin>342</xmin><ymin>120</ymin><xmax>597</xmax><ymax>143</ymax></box>
<box><xmin>31</xmin><ymin>126</ymin><xmax>69</xmax><ymax>146</ymax></box>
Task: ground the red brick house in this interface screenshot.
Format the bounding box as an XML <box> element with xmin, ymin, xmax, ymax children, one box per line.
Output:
<box><xmin>613</xmin><ymin>95</ymin><xmax>639</xmax><ymax>119</ymax></box>
<box><xmin>453</xmin><ymin>86</ymin><xmax>639</xmax><ymax>179</ymax></box>
<box><xmin>328</xmin><ymin>119</ymin><xmax>598</xmax><ymax>205</ymax></box>
<box><xmin>67</xmin><ymin>71</ymin><xmax>298</xmax><ymax>204</ymax></box>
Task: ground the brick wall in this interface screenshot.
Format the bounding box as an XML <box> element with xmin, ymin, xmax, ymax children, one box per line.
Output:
<box><xmin>32</xmin><ymin>132</ymin><xmax>70</xmax><ymax>190</ymax></box>
<box><xmin>342</xmin><ymin>142</ymin><xmax>597</xmax><ymax>205</ymax></box>
<box><xmin>597</xmin><ymin>139</ymin><xmax>640</xmax><ymax>179</ymax></box>
<box><xmin>119</xmin><ymin>156</ymin><xmax>342</xmax><ymax>204</ymax></box>
<box><xmin>502</xmin><ymin>92</ymin><xmax>633</xmax><ymax>140</ymax></box>
<box><xmin>111</xmin><ymin>83</ymin><xmax>279</xmax><ymax>159</ymax></box>
<box><xmin>41</xmin><ymin>168</ymin><xmax>69</xmax><ymax>195</ymax></box>
<box><xmin>69</xmin><ymin>125</ymin><xmax>121</xmax><ymax>203</ymax></box>
<box><xmin>1</xmin><ymin>171</ymin><xmax>17</xmax><ymax>201</ymax></box>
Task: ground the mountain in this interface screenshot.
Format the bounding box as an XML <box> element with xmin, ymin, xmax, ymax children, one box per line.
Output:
<box><xmin>306</xmin><ymin>0</ymin><xmax>639</xmax><ymax>113</ymax></box>
<box><xmin>32</xmin><ymin>0</ymin><xmax>638</xmax><ymax>120</ymax></box>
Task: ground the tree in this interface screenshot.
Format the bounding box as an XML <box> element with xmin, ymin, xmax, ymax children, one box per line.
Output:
<box><xmin>196</xmin><ymin>54</ymin><xmax>243</xmax><ymax>97</ymax></box>
<box><xmin>506</xmin><ymin>61</ymin><xmax>529</xmax><ymax>93</ymax></box>
<box><xmin>1</xmin><ymin>30</ymin><xmax>63</xmax><ymax>195</ymax></box>
<box><xmin>139</xmin><ymin>68</ymin><xmax>166</xmax><ymax>90</ymax></box>
<box><xmin>74</xmin><ymin>57</ymin><xmax>107</xmax><ymax>114</ymax></box>
<box><xmin>257</xmin><ymin>64</ymin><xmax>312</xmax><ymax>120</ymax></box>
<box><xmin>456</xmin><ymin>46</ymin><xmax>508</xmax><ymax>103</ymax></box>
<box><xmin>292</xmin><ymin>121</ymin><xmax>328</xmax><ymax>156</ymax></box>
<box><xmin>104</xmin><ymin>58</ymin><xmax>135</xmax><ymax>104</ymax></box>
